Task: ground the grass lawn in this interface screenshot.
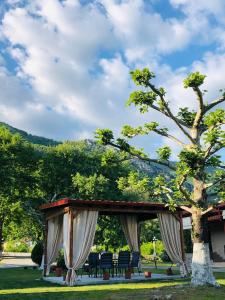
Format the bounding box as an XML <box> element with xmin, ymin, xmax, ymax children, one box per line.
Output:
<box><xmin>0</xmin><ymin>268</ymin><xmax>225</xmax><ymax>300</ymax></box>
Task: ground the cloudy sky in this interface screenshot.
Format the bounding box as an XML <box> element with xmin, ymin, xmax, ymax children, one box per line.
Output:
<box><xmin>0</xmin><ymin>0</ymin><xmax>225</xmax><ymax>158</ymax></box>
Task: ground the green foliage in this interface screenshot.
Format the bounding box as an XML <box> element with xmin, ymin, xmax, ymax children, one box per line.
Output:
<box><xmin>127</xmin><ymin>91</ymin><xmax>157</xmax><ymax>113</ymax></box>
<box><xmin>140</xmin><ymin>241</ymin><xmax>165</xmax><ymax>260</ymax></box>
<box><xmin>72</xmin><ymin>173</ymin><xmax>109</xmax><ymax>200</ymax></box>
<box><xmin>130</xmin><ymin>68</ymin><xmax>155</xmax><ymax>87</ymax></box>
<box><xmin>178</xmin><ymin>148</ymin><xmax>204</xmax><ymax>173</ymax></box>
<box><xmin>156</xmin><ymin>146</ymin><xmax>171</xmax><ymax>161</ymax></box>
<box><xmin>183</xmin><ymin>72</ymin><xmax>206</xmax><ymax>88</ymax></box>
<box><xmin>4</xmin><ymin>240</ymin><xmax>31</xmax><ymax>253</ymax></box>
<box><xmin>140</xmin><ymin>219</ymin><xmax>161</xmax><ymax>243</ymax></box>
<box><xmin>121</xmin><ymin>125</ymin><xmax>143</xmax><ymax>138</ymax></box>
<box><xmin>95</xmin><ymin>129</ymin><xmax>114</xmax><ymax>145</ymax></box>
<box><xmin>94</xmin><ymin>215</ymin><xmax>126</xmax><ymax>250</ymax></box>
<box><xmin>144</xmin><ymin>122</ymin><xmax>159</xmax><ymax>131</ymax></box>
<box><xmin>204</xmin><ymin>109</ymin><xmax>225</xmax><ymax>127</ymax></box>
<box><xmin>117</xmin><ymin>171</ymin><xmax>150</xmax><ymax>201</ymax></box>
<box><xmin>116</xmin><ymin>138</ymin><xmax>131</xmax><ymax>152</ymax></box>
<box><xmin>31</xmin><ymin>241</ymin><xmax>43</xmax><ymax>266</ymax></box>
<box><xmin>177</xmin><ymin>107</ymin><xmax>196</xmax><ymax>126</ymax></box>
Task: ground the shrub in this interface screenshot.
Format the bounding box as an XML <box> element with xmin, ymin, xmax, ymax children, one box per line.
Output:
<box><xmin>31</xmin><ymin>241</ymin><xmax>43</xmax><ymax>266</ymax></box>
<box><xmin>140</xmin><ymin>241</ymin><xmax>165</xmax><ymax>260</ymax></box>
<box><xmin>4</xmin><ymin>240</ymin><xmax>31</xmax><ymax>253</ymax></box>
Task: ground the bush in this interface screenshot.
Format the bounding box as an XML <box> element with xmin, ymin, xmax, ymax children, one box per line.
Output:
<box><xmin>31</xmin><ymin>241</ymin><xmax>43</xmax><ymax>266</ymax></box>
<box><xmin>4</xmin><ymin>240</ymin><xmax>31</xmax><ymax>253</ymax></box>
<box><xmin>140</xmin><ymin>241</ymin><xmax>165</xmax><ymax>260</ymax></box>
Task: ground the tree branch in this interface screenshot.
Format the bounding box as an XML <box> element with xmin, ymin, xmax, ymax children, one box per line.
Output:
<box><xmin>206</xmin><ymin>96</ymin><xmax>225</xmax><ymax>112</ymax></box>
<box><xmin>150</xmin><ymin>104</ymin><xmax>190</xmax><ymax>128</ymax></box>
<box><xmin>108</xmin><ymin>141</ymin><xmax>176</xmax><ymax>171</ymax></box>
<box><xmin>192</xmin><ymin>87</ymin><xmax>205</xmax><ymax>131</ymax></box>
<box><xmin>153</xmin><ymin>128</ymin><xmax>186</xmax><ymax>147</ymax></box>
<box><xmin>148</xmin><ymin>83</ymin><xmax>195</xmax><ymax>143</ymax></box>
<box><xmin>201</xmin><ymin>206</ymin><xmax>213</xmax><ymax>215</ymax></box>
<box><xmin>177</xmin><ymin>175</ymin><xmax>195</xmax><ymax>205</ymax></box>
<box><xmin>208</xmin><ymin>142</ymin><xmax>224</xmax><ymax>157</ymax></box>
<box><xmin>180</xmin><ymin>205</ymin><xmax>192</xmax><ymax>214</ymax></box>
<box><xmin>205</xmin><ymin>177</ymin><xmax>225</xmax><ymax>190</ymax></box>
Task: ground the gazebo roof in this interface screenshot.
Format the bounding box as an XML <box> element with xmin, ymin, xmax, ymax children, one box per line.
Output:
<box><xmin>40</xmin><ymin>198</ymin><xmax>225</xmax><ymax>222</ymax></box>
<box><xmin>40</xmin><ymin>198</ymin><xmax>181</xmax><ymax>221</ymax></box>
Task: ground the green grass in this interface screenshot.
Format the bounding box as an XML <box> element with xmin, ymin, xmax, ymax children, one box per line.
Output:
<box><xmin>0</xmin><ymin>268</ymin><xmax>225</xmax><ymax>300</ymax></box>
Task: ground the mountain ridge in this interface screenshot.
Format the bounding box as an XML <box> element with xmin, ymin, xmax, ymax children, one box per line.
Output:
<box><xmin>0</xmin><ymin>122</ymin><xmax>60</xmax><ymax>146</ymax></box>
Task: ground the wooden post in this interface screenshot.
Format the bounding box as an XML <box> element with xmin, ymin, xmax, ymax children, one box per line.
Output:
<box><xmin>68</xmin><ymin>207</ymin><xmax>74</xmax><ymax>283</ymax></box>
<box><xmin>137</xmin><ymin>221</ymin><xmax>141</xmax><ymax>252</ymax></box>
<box><xmin>179</xmin><ymin>212</ymin><xmax>185</xmax><ymax>261</ymax></box>
<box><xmin>179</xmin><ymin>212</ymin><xmax>188</xmax><ymax>274</ymax></box>
<box><xmin>43</xmin><ymin>218</ymin><xmax>48</xmax><ymax>277</ymax></box>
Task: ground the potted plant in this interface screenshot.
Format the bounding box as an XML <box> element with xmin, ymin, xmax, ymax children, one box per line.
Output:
<box><xmin>103</xmin><ymin>271</ymin><xmax>110</xmax><ymax>280</ymax></box>
<box><xmin>56</xmin><ymin>252</ymin><xmax>66</xmax><ymax>277</ymax></box>
<box><xmin>144</xmin><ymin>271</ymin><xmax>152</xmax><ymax>278</ymax></box>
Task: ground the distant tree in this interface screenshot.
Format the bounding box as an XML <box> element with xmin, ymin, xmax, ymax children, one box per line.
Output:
<box><xmin>96</xmin><ymin>69</ymin><xmax>225</xmax><ymax>286</ymax></box>
<box><xmin>0</xmin><ymin>127</ymin><xmax>40</xmax><ymax>254</ymax></box>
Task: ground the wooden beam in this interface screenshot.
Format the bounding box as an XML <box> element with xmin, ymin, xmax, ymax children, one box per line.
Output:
<box><xmin>179</xmin><ymin>212</ymin><xmax>188</xmax><ymax>274</ymax></box>
<box><xmin>43</xmin><ymin>218</ymin><xmax>48</xmax><ymax>277</ymax></box>
<box><xmin>68</xmin><ymin>207</ymin><xmax>74</xmax><ymax>284</ymax></box>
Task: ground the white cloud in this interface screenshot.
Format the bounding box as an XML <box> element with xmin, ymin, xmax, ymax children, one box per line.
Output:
<box><xmin>0</xmin><ymin>0</ymin><xmax>224</xmax><ymax>160</ymax></box>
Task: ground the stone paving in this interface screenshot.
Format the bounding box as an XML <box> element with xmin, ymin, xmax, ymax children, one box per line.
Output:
<box><xmin>0</xmin><ymin>253</ymin><xmax>37</xmax><ymax>268</ymax></box>
<box><xmin>43</xmin><ymin>273</ymin><xmax>181</xmax><ymax>286</ymax></box>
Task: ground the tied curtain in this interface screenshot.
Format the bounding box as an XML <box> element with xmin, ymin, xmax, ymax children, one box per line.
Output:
<box><xmin>63</xmin><ymin>210</ymin><xmax>98</xmax><ymax>286</ymax></box>
<box><xmin>158</xmin><ymin>213</ymin><xmax>188</xmax><ymax>277</ymax></box>
<box><xmin>45</xmin><ymin>215</ymin><xmax>63</xmax><ymax>275</ymax></box>
<box><xmin>120</xmin><ymin>215</ymin><xmax>139</xmax><ymax>252</ymax></box>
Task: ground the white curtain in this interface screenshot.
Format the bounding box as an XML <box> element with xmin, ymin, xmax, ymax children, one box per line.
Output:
<box><xmin>120</xmin><ymin>215</ymin><xmax>139</xmax><ymax>252</ymax></box>
<box><xmin>63</xmin><ymin>210</ymin><xmax>98</xmax><ymax>286</ymax></box>
<box><xmin>158</xmin><ymin>213</ymin><xmax>188</xmax><ymax>277</ymax></box>
<box><xmin>44</xmin><ymin>215</ymin><xmax>63</xmax><ymax>275</ymax></box>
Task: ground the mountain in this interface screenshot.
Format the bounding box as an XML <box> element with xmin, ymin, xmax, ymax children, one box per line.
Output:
<box><xmin>0</xmin><ymin>121</ymin><xmax>173</xmax><ymax>178</ymax></box>
<box><xmin>0</xmin><ymin>122</ymin><xmax>60</xmax><ymax>146</ymax></box>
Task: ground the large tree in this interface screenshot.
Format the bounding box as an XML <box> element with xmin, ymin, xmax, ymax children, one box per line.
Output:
<box><xmin>96</xmin><ymin>69</ymin><xmax>225</xmax><ymax>286</ymax></box>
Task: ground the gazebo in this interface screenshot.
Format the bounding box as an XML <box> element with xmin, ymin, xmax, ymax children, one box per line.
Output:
<box><xmin>40</xmin><ymin>198</ymin><xmax>188</xmax><ymax>286</ymax></box>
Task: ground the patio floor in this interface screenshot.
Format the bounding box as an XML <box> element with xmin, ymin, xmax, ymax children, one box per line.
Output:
<box><xmin>43</xmin><ymin>273</ymin><xmax>181</xmax><ymax>286</ymax></box>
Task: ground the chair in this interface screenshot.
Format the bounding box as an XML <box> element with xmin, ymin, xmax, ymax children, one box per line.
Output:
<box><xmin>80</xmin><ymin>252</ymin><xmax>99</xmax><ymax>278</ymax></box>
<box><xmin>130</xmin><ymin>251</ymin><xmax>141</xmax><ymax>275</ymax></box>
<box><xmin>88</xmin><ymin>252</ymin><xmax>100</xmax><ymax>277</ymax></box>
<box><xmin>99</xmin><ymin>252</ymin><xmax>113</xmax><ymax>276</ymax></box>
<box><xmin>116</xmin><ymin>251</ymin><xmax>130</xmax><ymax>276</ymax></box>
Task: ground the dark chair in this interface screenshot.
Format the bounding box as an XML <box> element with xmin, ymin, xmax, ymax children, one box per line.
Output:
<box><xmin>99</xmin><ymin>252</ymin><xmax>113</xmax><ymax>276</ymax></box>
<box><xmin>130</xmin><ymin>251</ymin><xmax>141</xmax><ymax>275</ymax></box>
<box><xmin>80</xmin><ymin>252</ymin><xmax>99</xmax><ymax>278</ymax></box>
<box><xmin>116</xmin><ymin>251</ymin><xmax>130</xmax><ymax>276</ymax></box>
<box><xmin>87</xmin><ymin>252</ymin><xmax>100</xmax><ymax>277</ymax></box>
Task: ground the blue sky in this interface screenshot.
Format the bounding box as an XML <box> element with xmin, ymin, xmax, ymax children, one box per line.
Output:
<box><xmin>0</xmin><ymin>0</ymin><xmax>225</xmax><ymax>159</ymax></box>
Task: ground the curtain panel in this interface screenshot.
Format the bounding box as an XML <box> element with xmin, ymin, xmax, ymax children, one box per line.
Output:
<box><xmin>120</xmin><ymin>215</ymin><xmax>139</xmax><ymax>252</ymax></box>
<box><xmin>44</xmin><ymin>215</ymin><xmax>63</xmax><ymax>275</ymax></box>
<box><xmin>158</xmin><ymin>213</ymin><xmax>188</xmax><ymax>277</ymax></box>
<box><xmin>63</xmin><ymin>209</ymin><xmax>98</xmax><ymax>286</ymax></box>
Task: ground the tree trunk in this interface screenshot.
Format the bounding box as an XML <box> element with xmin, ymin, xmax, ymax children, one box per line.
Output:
<box><xmin>191</xmin><ymin>207</ymin><xmax>218</xmax><ymax>286</ymax></box>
